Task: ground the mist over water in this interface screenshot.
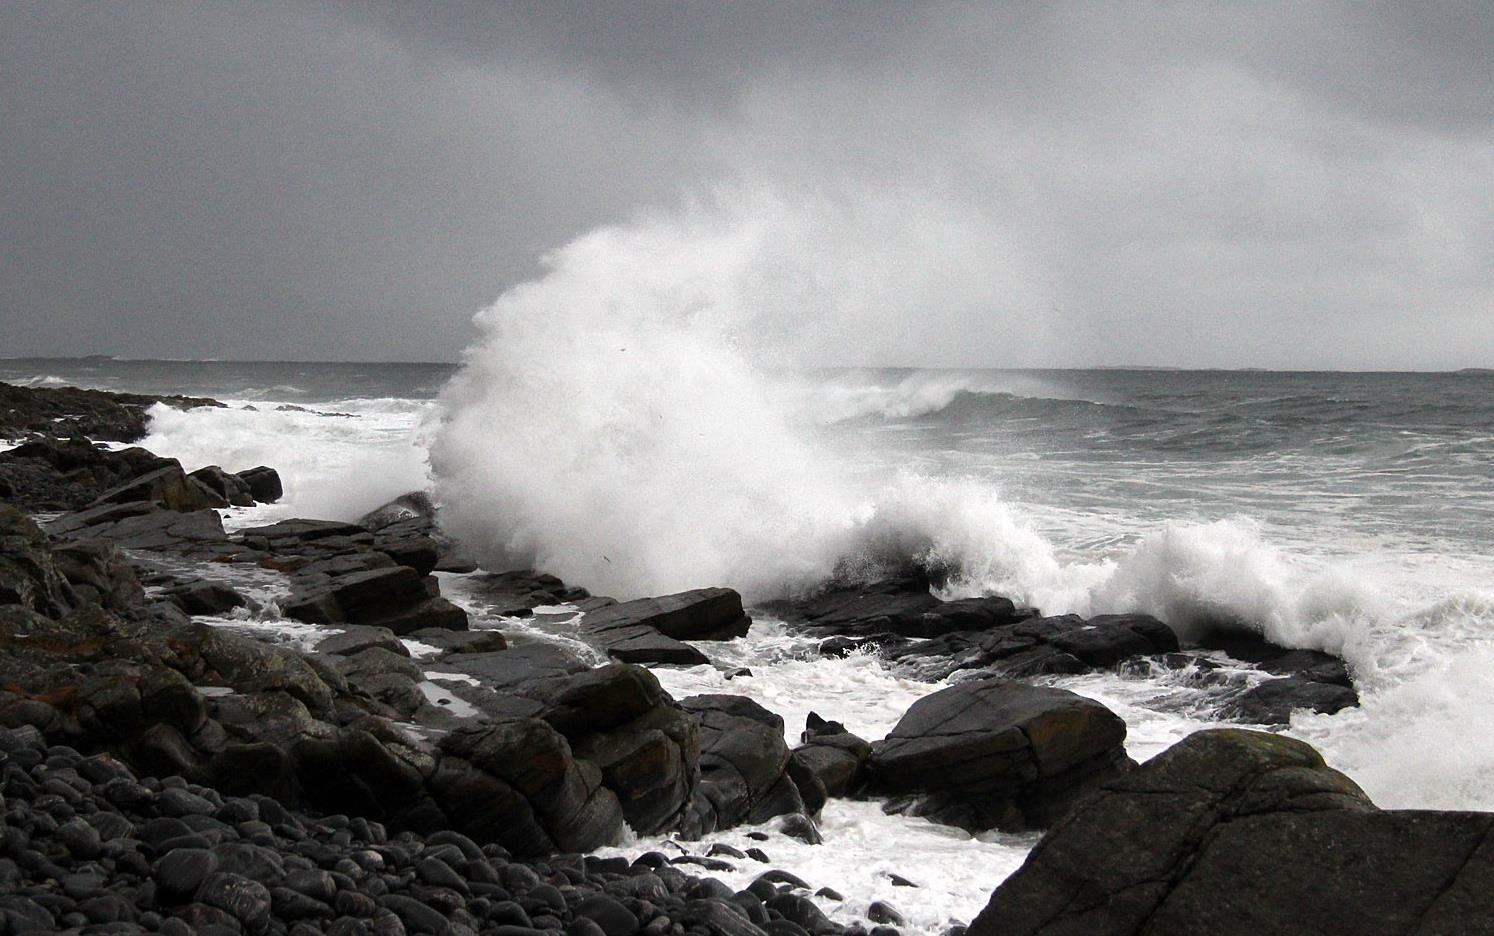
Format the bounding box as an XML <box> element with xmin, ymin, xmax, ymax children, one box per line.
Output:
<box><xmin>417</xmin><ymin>198</ymin><xmax>1494</xmax><ymax>817</ymax></box>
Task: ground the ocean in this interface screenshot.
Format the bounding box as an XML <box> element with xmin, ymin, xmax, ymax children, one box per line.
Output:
<box><xmin>4</xmin><ymin>356</ymin><xmax>1492</xmax><ymax>932</ymax></box>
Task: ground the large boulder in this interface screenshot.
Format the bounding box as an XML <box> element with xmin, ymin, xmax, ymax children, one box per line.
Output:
<box><xmin>530</xmin><ymin>664</ymin><xmax>701</xmax><ymax>835</ymax></box>
<box><xmin>278</xmin><ymin>554</ymin><xmax>469</xmax><ymax>636</ymax></box>
<box><xmin>432</xmin><ymin>718</ymin><xmax>625</xmax><ymax>856</ymax></box>
<box><xmin>791</xmin><ymin>712</ymin><xmax>872</xmax><ymax>799</ymax></box>
<box><xmin>235</xmin><ymin>466</ymin><xmax>283</xmax><ymax>503</ymax></box>
<box><xmin>868</xmin><ymin>679</ymin><xmax>1129</xmax><ymax>831</ymax></box>
<box><xmin>969</xmin><ymin>729</ymin><xmax>1494</xmax><ymax>936</ymax></box>
<box><xmin>679</xmin><ymin>695</ymin><xmax>811</xmax><ymax>836</ymax></box>
<box><xmin>188</xmin><ymin>465</ymin><xmax>256</xmax><ymax>507</ymax></box>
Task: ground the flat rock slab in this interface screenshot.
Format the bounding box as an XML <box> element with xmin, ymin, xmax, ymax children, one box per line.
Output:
<box><xmin>581</xmin><ymin>588</ymin><xmax>751</xmax><ymax>641</ymax></box>
<box><xmin>439</xmin><ymin>642</ymin><xmax>592</xmax><ymax>691</ymax></box>
<box><xmin>49</xmin><ymin>503</ymin><xmax>249</xmax><ymax>560</ymax></box>
<box><xmin>577</xmin><ymin>587</ymin><xmax>751</xmax><ymax>665</ymax></box>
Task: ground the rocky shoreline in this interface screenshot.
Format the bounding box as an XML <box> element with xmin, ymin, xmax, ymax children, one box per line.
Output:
<box><xmin>1</xmin><ymin>380</ymin><xmax>1489</xmax><ymax>935</ymax></box>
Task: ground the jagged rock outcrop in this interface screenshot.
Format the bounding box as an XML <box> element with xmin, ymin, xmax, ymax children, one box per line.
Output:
<box><xmin>868</xmin><ymin>678</ymin><xmax>1130</xmax><ymax>832</ymax></box>
<box><xmin>969</xmin><ymin>728</ymin><xmax>1494</xmax><ymax>936</ymax></box>
<box><xmin>0</xmin><ymin>380</ymin><xmax>222</xmax><ymax>443</ymax></box>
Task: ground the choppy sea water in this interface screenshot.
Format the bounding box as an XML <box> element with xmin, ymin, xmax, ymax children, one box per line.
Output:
<box><xmin>4</xmin><ymin>357</ymin><xmax>1493</xmax><ymax>931</ymax></box>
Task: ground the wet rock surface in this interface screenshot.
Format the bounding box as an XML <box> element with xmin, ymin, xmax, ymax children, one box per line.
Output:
<box><xmin>868</xmin><ymin>679</ymin><xmax>1130</xmax><ymax>832</ymax></box>
<box><xmin>0</xmin><ymin>722</ymin><xmax>876</xmax><ymax>936</ymax></box>
<box><xmin>0</xmin><ymin>380</ymin><xmax>222</xmax><ymax>443</ymax></box>
<box><xmin>0</xmin><ymin>502</ymin><xmax>817</xmax><ymax>871</ymax></box>
<box><xmin>577</xmin><ymin>589</ymin><xmax>752</xmax><ymax>666</ymax></box>
<box><xmin>969</xmin><ymin>729</ymin><xmax>1494</xmax><ymax>936</ymax></box>
<box><xmin>0</xmin><ymin>390</ymin><xmax>1434</xmax><ymax>934</ymax></box>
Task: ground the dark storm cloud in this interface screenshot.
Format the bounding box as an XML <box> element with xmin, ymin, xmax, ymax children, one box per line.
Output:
<box><xmin>1</xmin><ymin>1</ymin><xmax>1490</xmax><ymax>366</ymax></box>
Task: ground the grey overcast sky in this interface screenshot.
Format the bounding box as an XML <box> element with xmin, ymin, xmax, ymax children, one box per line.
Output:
<box><xmin>1</xmin><ymin>1</ymin><xmax>1490</xmax><ymax>368</ymax></box>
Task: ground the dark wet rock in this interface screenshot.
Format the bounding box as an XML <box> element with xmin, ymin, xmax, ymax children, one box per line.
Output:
<box><xmin>573</xmin><ymin>893</ymin><xmax>640</xmax><ymax>936</ymax></box>
<box><xmin>0</xmin><ymin>436</ymin><xmax>178</xmax><ymax>511</ymax></box>
<box><xmin>587</xmin><ymin>626</ymin><xmax>708</xmax><ymax>666</ymax></box>
<box><xmin>578</xmin><ymin>613</ymin><xmax>708</xmax><ymax>667</ymax></box>
<box><xmin>885</xmin><ymin>612</ymin><xmax>1177</xmax><ymax>682</ymax></box>
<box><xmin>1045</xmin><ymin>614</ymin><xmax>1179</xmax><ymax>667</ymax></box>
<box><xmin>679</xmin><ymin>695</ymin><xmax>805</xmax><ymax>836</ymax></box>
<box><xmin>766</xmin><ymin>892</ymin><xmax>835</xmax><ymax>935</ymax></box>
<box><xmin>49</xmin><ymin>502</ymin><xmax>239</xmax><ymax>558</ymax></box>
<box><xmin>866</xmin><ymin>902</ymin><xmax>903</xmax><ymax>926</ymax></box>
<box><xmin>92</xmin><ymin>464</ymin><xmax>229</xmax><ymax>512</ymax></box>
<box><xmin>775</xmin><ymin>813</ymin><xmax>822</xmax><ymax>845</ymax></box>
<box><xmin>282</xmin><ymin>564</ymin><xmax>468</xmax><ymax>636</ymax></box>
<box><xmin>359</xmin><ymin>491</ymin><xmax>437</xmax><ymax>530</ymax></box>
<box><xmin>189</xmin><ymin>466</ymin><xmax>257</xmax><ymax>507</ymax></box>
<box><xmin>574</xmin><ymin>587</ymin><xmax>751</xmax><ymax>665</ymax></box>
<box><xmin>0</xmin><ymin>504</ymin><xmax>78</xmax><ymax>616</ymax></box>
<box><xmin>0</xmin><ymin>380</ymin><xmax>222</xmax><ymax>443</ymax></box>
<box><xmin>166</xmin><ymin>581</ymin><xmax>249</xmax><ymax>616</ymax></box>
<box><xmin>440</xmin><ymin>642</ymin><xmax>591</xmax><ymax>691</ymax></box>
<box><xmin>1223</xmin><ymin>675</ymin><xmax>1359</xmax><ymax>724</ymax></box>
<box><xmin>463</xmin><ymin>569</ymin><xmax>592</xmax><ymax>616</ymax></box>
<box><xmin>764</xmin><ymin>573</ymin><xmax>942</xmax><ymax>638</ymax></box>
<box><xmin>868</xmin><ymin>679</ymin><xmax>1129</xmax><ymax>832</ymax></box>
<box><xmin>49</xmin><ymin>535</ymin><xmax>151</xmax><ymax>613</ymax></box>
<box><xmin>404</xmin><ymin>627</ymin><xmax>508</xmax><ymax>658</ymax></box>
<box><xmin>683</xmin><ymin>898</ymin><xmax>769</xmax><ymax>936</ymax></box>
<box><xmin>433</xmin><ymin>718</ymin><xmax>625</xmax><ymax>856</ymax></box>
<box><xmin>236</xmin><ymin>467</ymin><xmax>283</xmax><ymax>504</ymax></box>
<box><xmin>968</xmin><ymin>728</ymin><xmax>1494</xmax><ymax>936</ymax></box>
<box><xmin>154</xmin><ymin>848</ymin><xmax>221</xmax><ymax>903</ymax></box>
<box><xmin>791</xmin><ymin>713</ymin><xmax>871</xmax><ymax>799</ymax></box>
<box><xmin>584</xmin><ymin>588</ymin><xmax>752</xmax><ymax>642</ymax></box>
<box><xmin>816</xmin><ymin>634</ymin><xmax>911</xmax><ymax>658</ymax></box>
<box><xmin>314</xmin><ymin>626</ymin><xmax>409</xmax><ymax>658</ymax></box>
<box><xmin>1199</xmin><ymin>630</ymin><xmax>1353</xmax><ymax>684</ymax></box>
<box><xmin>237</xmin><ymin>519</ymin><xmax>373</xmax><ymax>552</ymax></box>
<box><xmin>359</xmin><ymin>492</ymin><xmax>477</xmax><ymax>574</ymax></box>
<box><xmin>524</xmin><ymin>664</ymin><xmax>701</xmax><ymax>836</ymax></box>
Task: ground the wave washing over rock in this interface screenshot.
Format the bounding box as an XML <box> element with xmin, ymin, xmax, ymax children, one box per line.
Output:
<box><xmin>2</xmin><ymin>341</ymin><xmax>1493</xmax><ymax>935</ymax></box>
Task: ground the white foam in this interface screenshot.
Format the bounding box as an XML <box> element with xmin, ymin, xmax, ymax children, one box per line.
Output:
<box><xmin>596</xmin><ymin>800</ymin><xmax>1036</xmax><ymax>936</ymax></box>
<box><xmin>417</xmin><ymin>681</ymin><xmax>482</xmax><ymax>718</ymax></box>
<box><xmin>143</xmin><ymin>398</ymin><xmax>434</xmax><ymax>521</ymax></box>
